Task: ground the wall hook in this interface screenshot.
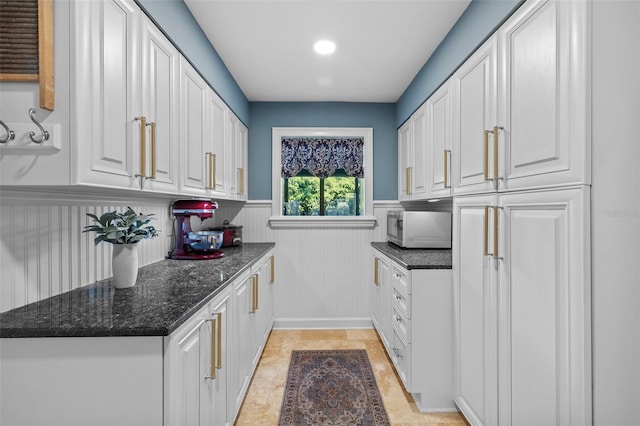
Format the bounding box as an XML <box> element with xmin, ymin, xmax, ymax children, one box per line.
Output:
<box><xmin>28</xmin><ymin>108</ymin><xmax>49</xmax><ymax>144</ymax></box>
<box><xmin>0</xmin><ymin>119</ymin><xmax>15</xmax><ymax>144</ymax></box>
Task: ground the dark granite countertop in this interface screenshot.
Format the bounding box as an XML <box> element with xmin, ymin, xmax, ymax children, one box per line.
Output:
<box><xmin>0</xmin><ymin>243</ymin><xmax>275</xmax><ymax>338</ymax></box>
<box><xmin>371</xmin><ymin>242</ymin><xmax>452</xmax><ymax>270</ymax></box>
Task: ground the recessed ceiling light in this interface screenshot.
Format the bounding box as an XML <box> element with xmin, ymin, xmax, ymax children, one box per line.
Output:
<box><xmin>314</xmin><ymin>40</ymin><xmax>336</xmax><ymax>55</ymax></box>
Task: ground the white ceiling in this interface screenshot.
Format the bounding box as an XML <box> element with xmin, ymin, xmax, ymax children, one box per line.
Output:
<box><xmin>184</xmin><ymin>0</ymin><xmax>471</xmax><ymax>103</ymax></box>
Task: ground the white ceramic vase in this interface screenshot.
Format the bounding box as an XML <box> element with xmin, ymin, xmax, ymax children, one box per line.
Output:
<box><xmin>111</xmin><ymin>243</ymin><xmax>139</xmax><ymax>289</ymax></box>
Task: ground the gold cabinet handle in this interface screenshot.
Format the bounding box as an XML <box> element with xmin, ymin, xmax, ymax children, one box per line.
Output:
<box><xmin>134</xmin><ymin>116</ymin><xmax>147</xmax><ymax>179</ymax></box>
<box><xmin>483</xmin><ymin>129</ymin><xmax>490</xmax><ymax>181</ymax></box>
<box><xmin>493</xmin><ymin>126</ymin><xmax>504</xmax><ymax>182</ymax></box>
<box><xmin>444</xmin><ymin>149</ymin><xmax>451</xmax><ymax>188</ymax></box>
<box><xmin>216</xmin><ymin>312</ymin><xmax>222</xmax><ymax>369</ymax></box>
<box><xmin>270</xmin><ymin>255</ymin><xmax>275</xmax><ymax>284</ymax></box>
<box><xmin>493</xmin><ymin>206</ymin><xmax>502</xmax><ymax>260</ymax></box>
<box><xmin>148</xmin><ymin>122</ymin><xmax>156</xmax><ymax>179</ymax></box>
<box><xmin>256</xmin><ymin>275</ymin><xmax>260</xmax><ymax>311</ymax></box>
<box><xmin>237</xmin><ymin>167</ymin><xmax>244</xmax><ymax>195</ymax></box>
<box><xmin>483</xmin><ymin>205</ymin><xmax>490</xmax><ymax>256</ymax></box>
<box><xmin>405</xmin><ymin>167</ymin><xmax>412</xmax><ymax>195</ymax></box>
<box><xmin>205</xmin><ymin>153</ymin><xmax>217</xmax><ymax>190</ymax></box>
<box><xmin>204</xmin><ymin>317</ymin><xmax>216</xmax><ymax>380</ymax></box>
<box><xmin>250</xmin><ymin>275</ymin><xmax>256</xmax><ymax>313</ymax></box>
<box><xmin>374</xmin><ymin>257</ymin><xmax>379</xmax><ymax>286</ymax></box>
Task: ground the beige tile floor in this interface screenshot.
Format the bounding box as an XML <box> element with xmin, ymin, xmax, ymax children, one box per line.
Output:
<box><xmin>235</xmin><ymin>329</ymin><xmax>469</xmax><ymax>426</ymax></box>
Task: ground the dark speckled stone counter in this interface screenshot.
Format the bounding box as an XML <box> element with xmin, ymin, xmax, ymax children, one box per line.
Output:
<box><xmin>0</xmin><ymin>243</ymin><xmax>275</xmax><ymax>338</ymax></box>
<box><xmin>371</xmin><ymin>242</ymin><xmax>451</xmax><ymax>270</ymax></box>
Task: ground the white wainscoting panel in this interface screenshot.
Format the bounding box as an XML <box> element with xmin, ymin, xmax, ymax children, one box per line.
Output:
<box><xmin>230</xmin><ymin>200</ymin><xmax>401</xmax><ymax>327</ymax></box>
<box><xmin>0</xmin><ymin>190</ymin><xmax>171</xmax><ymax>312</ymax></box>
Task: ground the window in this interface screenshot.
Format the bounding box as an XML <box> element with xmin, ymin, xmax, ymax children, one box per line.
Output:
<box><xmin>270</xmin><ymin>127</ymin><xmax>375</xmax><ymax>228</ymax></box>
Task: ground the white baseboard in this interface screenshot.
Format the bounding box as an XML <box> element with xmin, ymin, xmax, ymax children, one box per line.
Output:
<box><xmin>273</xmin><ymin>317</ymin><xmax>373</xmax><ymax>330</ymax></box>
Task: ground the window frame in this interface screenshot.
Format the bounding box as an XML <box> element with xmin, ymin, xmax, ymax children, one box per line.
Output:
<box><xmin>269</xmin><ymin>127</ymin><xmax>376</xmax><ymax>228</ymax></box>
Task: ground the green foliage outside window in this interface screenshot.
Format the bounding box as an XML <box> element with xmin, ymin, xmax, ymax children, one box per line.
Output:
<box><xmin>283</xmin><ymin>172</ymin><xmax>363</xmax><ymax>216</ymax></box>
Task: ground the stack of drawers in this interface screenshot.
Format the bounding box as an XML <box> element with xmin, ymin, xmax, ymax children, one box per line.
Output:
<box><xmin>390</xmin><ymin>265</ymin><xmax>412</xmax><ymax>389</ymax></box>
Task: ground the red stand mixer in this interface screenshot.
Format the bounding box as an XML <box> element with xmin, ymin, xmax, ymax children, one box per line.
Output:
<box><xmin>170</xmin><ymin>199</ymin><xmax>224</xmax><ymax>260</ymax></box>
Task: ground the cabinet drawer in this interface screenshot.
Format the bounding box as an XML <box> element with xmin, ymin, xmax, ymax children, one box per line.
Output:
<box><xmin>392</xmin><ymin>307</ymin><xmax>411</xmax><ymax>344</ymax></box>
<box><xmin>392</xmin><ymin>265</ymin><xmax>410</xmax><ymax>294</ymax></box>
<box><xmin>391</xmin><ymin>285</ymin><xmax>411</xmax><ymax>318</ymax></box>
<box><xmin>391</xmin><ymin>329</ymin><xmax>411</xmax><ymax>391</ymax></box>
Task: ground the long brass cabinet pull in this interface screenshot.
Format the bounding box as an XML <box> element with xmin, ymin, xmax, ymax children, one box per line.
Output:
<box><xmin>444</xmin><ymin>149</ymin><xmax>451</xmax><ymax>188</ymax></box>
<box><xmin>256</xmin><ymin>275</ymin><xmax>260</xmax><ymax>310</ymax></box>
<box><xmin>135</xmin><ymin>116</ymin><xmax>147</xmax><ymax>178</ymax></box>
<box><xmin>250</xmin><ymin>276</ymin><xmax>257</xmax><ymax>313</ymax></box>
<box><xmin>493</xmin><ymin>126</ymin><xmax>503</xmax><ymax>182</ymax></box>
<box><xmin>270</xmin><ymin>256</ymin><xmax>275</xmax><ymax>284</ymax></box>
<box><xmin>493</xmin><ymin>206</ymin><xmax>502</xmax><ymax>260</ymax></box>
<box><xmin>148</xmin><ymin>122</ymin><xmax>156</xmax><ymax>180</ymax></box>
<box><xmin>406</xmin><ymin>167</ymin><xmax>412</xmax><ymax>195</ymax></box>
<box><xmin>212</xmin><ymin>154</ymin><xmax>216</xmax><ymax>189</ymax></box>
<box><xmin>483</xmin><ymin>205</ymin><xmax>490</xmax><ymax>256</ymax></box>
<box><xmin>483</xmin><ymin>129</ymin><xmax>491</xmax><ymax>181</ymax></box>
<box><xmin>374</xmin><ymin>257</ymin><xmax>379</xmax><ymax>286</ymax></box>
<box><xmin>238</xmin><ymin>168</ymin><xmax>244</xmax><ymax>195</ymax></box>
<box><xmin>205</xmin><ymin>153</ymin><xmax>217</xmax><ymax>190</ymax></box>
<box><xmin>205</xmin><ymin>317</ymin><xmax>216</xmax><ymax>380</ymax></box>
<box><xmin>216</xmin><ymin>312</ymin><xmax>222</xmax><ymax>369</ymax></box>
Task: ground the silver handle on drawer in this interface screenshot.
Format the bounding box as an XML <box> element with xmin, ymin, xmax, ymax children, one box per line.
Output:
<box><xmin>392</xmin><ymin>347</ymin><xmax>404</xmax><ymax>358</ymax></box>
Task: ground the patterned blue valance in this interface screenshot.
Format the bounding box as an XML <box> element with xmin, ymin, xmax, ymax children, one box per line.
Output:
<box><xmin>281</xmin><ymin>137</ymin><xmax>364</xmax><ymax>179</ymax></box>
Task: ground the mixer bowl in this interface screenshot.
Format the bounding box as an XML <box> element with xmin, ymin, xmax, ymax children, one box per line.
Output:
<box><xmin>187</xmin><ymin>230</ymin><xmax>224</xmax><ymax>252</ymax></box>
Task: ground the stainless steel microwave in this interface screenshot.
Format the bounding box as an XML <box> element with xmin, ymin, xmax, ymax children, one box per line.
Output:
<box><xmin>387</xmin><ymin>211</ymin><xmax>452</xmax><ymax>248</ymax></box>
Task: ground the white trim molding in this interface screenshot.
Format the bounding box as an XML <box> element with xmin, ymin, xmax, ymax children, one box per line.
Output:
<box><xmin>268</xmin><ymin>215</ymin><xmax>376</xmax><ymax>229</ymax></box>
<box><xmin>271</xmin><ymin>127</ymin><xmax>374</xmax><ymax>227</ymax></box>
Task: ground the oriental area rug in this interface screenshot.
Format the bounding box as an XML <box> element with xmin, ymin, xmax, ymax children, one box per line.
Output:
<box><xmin>278</xmin><ymin>349</ymin><xmax>391</xmax><ymax>426</ymax></box>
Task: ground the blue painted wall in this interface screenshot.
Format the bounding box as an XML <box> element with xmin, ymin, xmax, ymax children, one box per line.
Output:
<box><xmin>249</xmin><ymin>103</ymin><xmax>397</xmax><ymax>201</ymax></box>
<box><xmin>396</xmin><ymin>0</ymin><xmax>522</xmax><ymax>127</ymax></box>
<box><xmin>136</xmin><ymin>0</ymin><xmax>250</xmax><ymax>125</ymax></box>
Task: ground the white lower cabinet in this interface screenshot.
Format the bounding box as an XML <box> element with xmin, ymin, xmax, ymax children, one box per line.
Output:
<box><xmin>371</xmin><ymin>249</ymin><xmax>455</xmax><ymax>413</ymax></box>
<box><xmin>371</xmin><ymin>250</ymin><xmax>392</xmax><ymax>351</ymax></box>
<box><xmin>230</xmin><ymin>250</ymin><xmax>276</xmax><ymax>421</ymax></box>
<box><xmin>164</xmin><ymin>286</ymin><xmax>232</xmax><ymax>425</ymax></box>
<box><xmin>453</xmin><ymin>187</ymin><xmax>591</xmax><ymax>425</ymax></box>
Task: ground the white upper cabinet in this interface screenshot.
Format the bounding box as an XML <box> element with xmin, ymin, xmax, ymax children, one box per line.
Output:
<box><xmin>497</xmin><ymin>0</ymin><xmax>590</xmax><ymax>191</ymax></box>
<box><xmin>452</xmin><ymin>36</ymin><xmax>498</xmax><ymax>196</ymax></box>
<box><xmin>398</xmin><ymin>104</ymin><xmax>428</xmax><ymax>201</ymax></box>
<box><xmin>451</xmin><ymin>0</ymin><xmax>590</xmax><ymax>196</ymax></box>
<box><xmin>228</xmin><ymin>114</ymin><xmax>248</xmax><ymax>201</ymax></box>
<box><xmin>179</xmin><ymin>58</ymin><xmax>210</xmax><ymax>196</ymax></box>
<box><xmin>74</xmin><ymin>0</ymin><xmax>141</xmax><ymax>190</ymax></box>
<box><xmin>426</xmin><ymin>80</ymin><xmax>453</xmax><ymax>198</ymax></box>
<box><xmin>140</xmin><ymin>16</ymin><xmax>180</xmax><ymax>193</ymax></box>
<box><xmin>398</xmin><ymin>121</ymin><xmax>412</xmax><ymax>201</ymax></box>
<box><xmin>208</xmin><ymin>90</ymin><xmax>228</xmax><ymax>196</ymax></box>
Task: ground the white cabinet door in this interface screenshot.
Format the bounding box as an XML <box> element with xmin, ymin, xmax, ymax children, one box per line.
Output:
<box><xmin>371</xmin><ymin>251</ymin><xmax>391</xmax><ymax>351</ymax></box>
<box><xmin>497</xmin><ymin>0</ymin><xmax>590</xmax><ymax>192</ymax></box>
<box><xmin>497</xmin><ymin>187</ymin><xmax>591</xmax><ymax>425</ymax></box>
<box><xmin>231</xmin><ymin>271</ymin><xmax>252</xmax><ymax>417</ymax></box>
<box><xmin>452</xmin><ymin>36</ymin><xmax>498</xmax><ymax>196</ymax></box>
<box><xmin>208</xmin><ymin>90</ymin><xmax>228</xmax><ymax>196</ymax></box>
<box><xmin>206</xmin><ymin>293</ymin><xmax>231</xmax><ymax>426</ymax></box>
<box><xmin>397</xmin><ymin>121</ymin><xmax>412</xmax><ymax>201</ymax></box>
<box><xmin>410</xmin><ymin>105</ymin><xmax>428</xmax><ymax>199</ymax></box>
<box><xmin>427</xmin><ymin>80</ymin><xmax>453</xmax><ymax>198</ymax></box>
<box><xmin>74</xmin><ymin>0</ymin><xmax>141</xmax><ymax>189</ymax></box>
<box><xmin>172</xmin><ymin>316</ymin><xmax>207</xmax><ymax>425</ymax></box>
<box><xmin>228</xmin><ymin>114</ymin><xmax>248</xmax><ymax>200</ymax></box>
<box><xmin>141</xmin><ymin>17</ymin><xmax>180</xmax><ymax>193</ymax></box>
<box><xmin>453</xmin><ymin>193</ymin><xmax>498</xmax><ymax>426</ymax></box>
<box><xmin>179</xmin><ymin>58</ymin><xmax>210</xmax><ymax>196</ymax></box>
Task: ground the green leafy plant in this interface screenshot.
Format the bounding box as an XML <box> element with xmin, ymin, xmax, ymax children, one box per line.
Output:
<box><xmin>83</xmin><ymin>207</ymin><xmax>159</xmax><ymax>245</ymax></box>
